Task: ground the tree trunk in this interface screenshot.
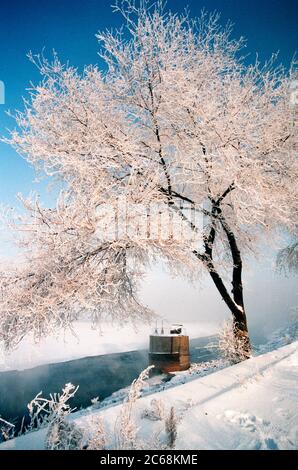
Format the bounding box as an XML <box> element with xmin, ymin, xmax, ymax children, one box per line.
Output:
<box><xmin>197</xmin><ymin>251</ymin><xmax>251</xmax><ymax>360</ymax></box>
<box><xmin>220</xmin><ymin>215</ymin><xmax>251</xmax><ymax>358</ymax></box>
<box><xmin>194</xmin><ymin>199</ymin><xmax>251</xmax><ymax>360</ymax></box>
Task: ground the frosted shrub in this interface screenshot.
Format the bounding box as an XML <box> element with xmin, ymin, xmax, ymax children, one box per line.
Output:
<box><xmin>188</xmin><ymin>359</ymin><xmax>226</xmax><ymax>375</ymax></box>
<box><xmin>141</xmin><ymin>398</ymin><xmax>165</xmax><ymax>421</ymax></box>
<box><xmin>27</xmin><ymin>383</ymin><xmax>77</xmax><ymax>428</ymax></box>
<box><xmin>165</xmin><ymin>406</ymin><xmax>178</xmax><ymax>449</ymax></box>
<box><xmin>27</xmin><ymin>383</ymin><xmax>85</xmax><ymax>450</ymax></box>
<box><xmin>90</xmin><ymin>396</ymin><xmax>100</xmax><ymax>407</ymax></box>
<box><xmin>0</xmin><ymin>417</ymin><xmax>15</xmax><ymax>441</ymax></box>
<box><xmin>46</xmin><ymin>419</ymin><xmax>85</xmax><ymax>450</ymax></box>
<box><xmin>87</xmin><ymin>416</ymin><xmax>107</xmax><ymax>450</ymax></box>
<box><xmin>218</xmin><ymin>320</ymin><xmax>252</xmax><ymax>364</ymax></box>
<box><xmin>141</xmin><ymin>398</ymin><xmax>182</xmax><ymax>449</ymax></box>
<box><xmin>114</xmin><ymin>366</ymin><xmax>153</xmax><ymax>449</ymax></box>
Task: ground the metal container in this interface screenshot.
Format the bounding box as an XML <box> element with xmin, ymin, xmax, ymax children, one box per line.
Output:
<box><xmin>149</xmin><ymin>333</ymin><xmax>190</xmax><ymax>373</ymax></box>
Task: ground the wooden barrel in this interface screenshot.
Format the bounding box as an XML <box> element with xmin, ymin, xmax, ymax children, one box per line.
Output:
<box><xmin>149</xmin><ymin>335</ymin><xmax>190</xmax><ymax>373</ymax></box>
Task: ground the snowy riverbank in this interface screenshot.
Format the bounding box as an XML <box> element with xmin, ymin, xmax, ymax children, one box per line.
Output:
<box><xmin>1</xmin><ymin>340</ymin><xmax>297</xmax><ymax>450</ymax></box>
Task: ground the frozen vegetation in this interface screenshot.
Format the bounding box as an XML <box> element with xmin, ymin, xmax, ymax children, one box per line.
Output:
<box><xmin>0</xmin><ymin>320</ymin><xmax>297</xmax><ymax>450</ymax></box>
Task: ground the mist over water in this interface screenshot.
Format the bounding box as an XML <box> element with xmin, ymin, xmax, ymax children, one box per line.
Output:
<box><xmin>0</xmin><ymin>337</ymin><xmax>218</xmax><ymax>436</ymax></box>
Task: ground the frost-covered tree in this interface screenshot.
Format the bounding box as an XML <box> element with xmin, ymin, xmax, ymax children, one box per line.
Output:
<box><xmin>0</xmin><ymin>0</ymin><xmax>297</xmax><ymax>355</ymax></box>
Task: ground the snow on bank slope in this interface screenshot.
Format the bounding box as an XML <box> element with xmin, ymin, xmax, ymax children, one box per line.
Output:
<box><xmin>0</xmin><ymin>321</ymin><xmax>217</xmax><ymax>372</ymax></box>
<box><xmin>1</xmin><ymin>341</ymin><xmax>297</xmax><ymax>450</ymax></box>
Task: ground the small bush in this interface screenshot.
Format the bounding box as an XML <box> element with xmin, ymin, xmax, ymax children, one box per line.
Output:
<box><xmin>27</xmin><ymin>383</ymin><xmax>84</xmax><ymax>450</ymax></box>
<box><xmin>141</xmin><ymin>398</ymin><xmax>165</xmax><ymax>421</ymax></box>
<box><xmin>86</xmin><ymin>416</ymin><xmax>107</xmax><ymax>450</ymax></box>
<box><xmin>165</xmin><ymin>406</ymin><xmax>178</xmax><ymax>449</ymax></box>
<box><xmin>114</xmin><ymin>366</ymin><xmax>153</xmax><ymax>449</ymax></box>
<box><xmin>218</xmin><ymin>320</ymin><xmax>252</xmax><ymax>364</ymax></box>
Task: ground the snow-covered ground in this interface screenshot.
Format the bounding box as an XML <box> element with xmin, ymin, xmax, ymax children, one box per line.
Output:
<box><xmin>0</xmin><ymin>320</ymin><xmax>217</xmax><ymax>372</ymax></box>
<box><xmin>1</xmin><ymin>340</ymin><xmax>297</xmax><ymax>450</ymax></box>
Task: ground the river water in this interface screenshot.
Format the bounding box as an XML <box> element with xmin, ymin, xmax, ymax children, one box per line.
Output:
<box><xmin>0</xmin><ymin>336</ymin><xmax>218</xmax><ymax>435</ymax></box>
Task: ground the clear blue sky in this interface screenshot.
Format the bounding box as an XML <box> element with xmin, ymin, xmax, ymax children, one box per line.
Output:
<box><xmin>0</xmin><ymin>0</ymin><xmax>297</xmax><ymax>207</ymax></box>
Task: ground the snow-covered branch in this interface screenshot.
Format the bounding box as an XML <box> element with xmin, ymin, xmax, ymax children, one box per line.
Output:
<box><xmin>0</xmin><ymin>0</ymin><xmax>296</xmax><ymax>348</ymax></box>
